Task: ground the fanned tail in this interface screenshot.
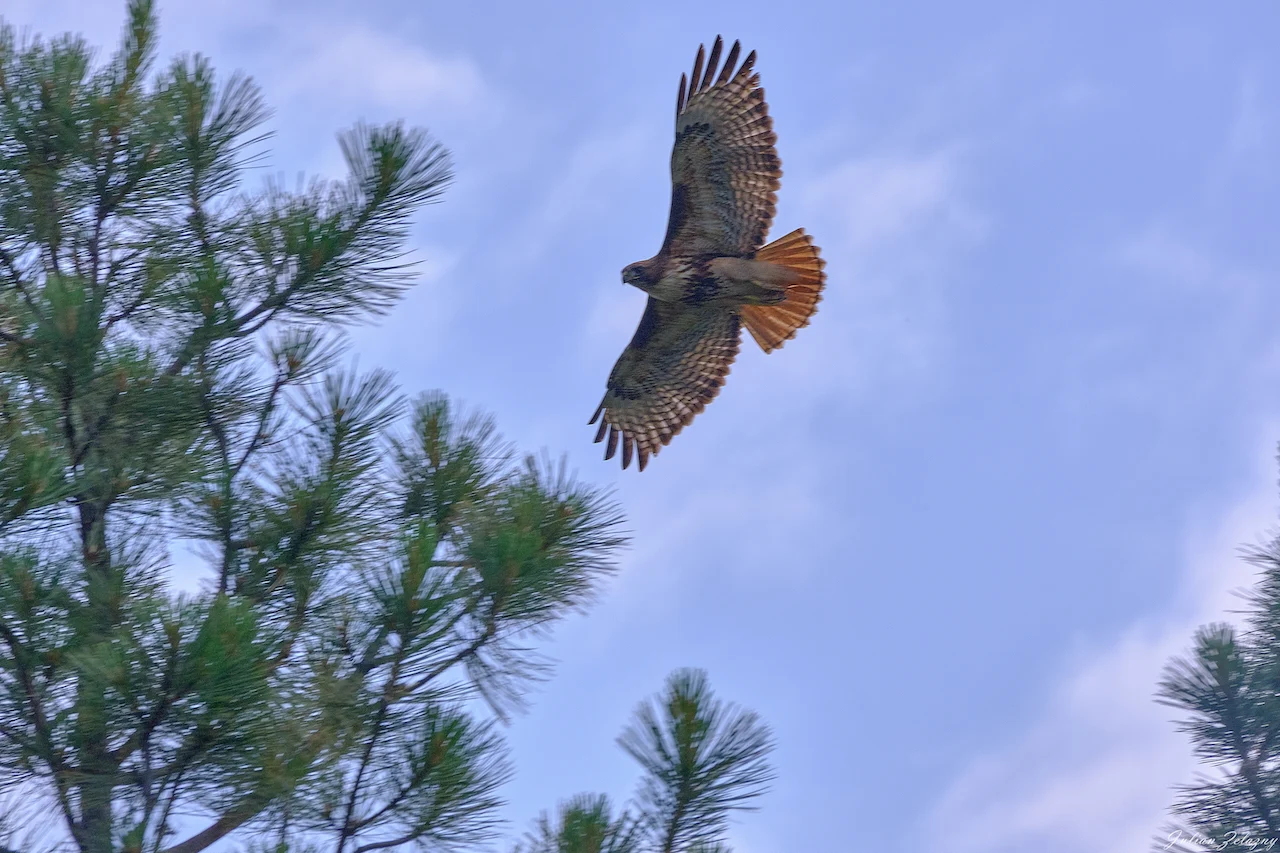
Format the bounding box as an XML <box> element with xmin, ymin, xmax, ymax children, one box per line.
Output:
<box><xmin>740</xmin><ymin>228</ymin><xmax>826</xmax><ymax>353</ymax></box>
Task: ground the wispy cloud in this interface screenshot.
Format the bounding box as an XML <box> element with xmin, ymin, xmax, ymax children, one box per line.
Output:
<box><xmin>262</xmin><ymin>24</ymin><xmax>490</xmax><ymax>116</ymax></box>
<box><xmin>579</xmin><ymin>137</ymin><xmax>988</xmax><ymax>625</ymax></box>
<box><xmin>509</xmin><ymin>122</ymin><xmax>658</xmax><ymax>271</ymax></box>
<box><xmin>923</xmin><ymin>424</ymin><xmax>1280</xmax><ymax>853</ymax></box>
<box><xmin>1207</xmin><ymin>69</ymin><xmax>1276</xmax><ymax>196</ymax></box>
<box><xmin>768</xmin><ymin>144</ymin><xmax>986</xmax><ymax>409</ymax></box>
<box><xmin>1115</xmin><ymin>223</ymin><xmax>1259</xmax><ymax>294</ymax></box>
<box><xmin>1225</xmin><ymin>74</ymin><xmax>1270</xmax><ymax>165</ymax></box>
<box><xmin>1054</xmin><ymin>220</ymin><xmax>1277</xmax><ymax>447</ymax></box>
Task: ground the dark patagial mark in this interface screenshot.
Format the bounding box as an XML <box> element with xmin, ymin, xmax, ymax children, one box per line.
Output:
<box><xmin>625</xmin><ymin>299</ymin><xmax>661</xmax><ymax>351</ymax></box>
<box><xmin>661</xmin><ymin>181</ymin><xmax>690</xmax><ymax>250</ymax></box>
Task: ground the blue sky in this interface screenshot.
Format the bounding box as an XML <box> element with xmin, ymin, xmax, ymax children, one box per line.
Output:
<box><xmin>6</xmin><ymin>1</ymin><xmax>1280</xmax><ymax>851</ymax></box>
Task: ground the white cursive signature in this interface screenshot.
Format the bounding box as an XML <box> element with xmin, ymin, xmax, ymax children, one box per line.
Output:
<box><xmin>1166</xmin><ymin>830</ymin><xmax>1279</xmax><ymax>851</ymax></box>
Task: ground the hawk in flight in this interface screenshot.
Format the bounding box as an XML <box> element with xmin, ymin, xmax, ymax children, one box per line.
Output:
<box><xmin>589</xmin><ymin>36</ymin><xmax>826</xmax><ymax>471</ymax></box>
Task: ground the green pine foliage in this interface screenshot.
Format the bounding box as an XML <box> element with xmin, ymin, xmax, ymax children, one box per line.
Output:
<box><xmin>1156</xmin><ymin>456</ymin><xmax>1280</xmax><ymax>851</ymax></box>
<box><xmin>0</xmin><ymin>3</ymin><xmax>777</xmax><ymax>852</ymax></box>
<box><xmin>515</xmin><ymin>671</ymin><xmax>775</xmax><ymax>853</ymax></box>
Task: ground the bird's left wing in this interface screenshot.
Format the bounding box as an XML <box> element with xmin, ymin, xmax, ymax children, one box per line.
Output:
<box><xmin>590</xmin><ymin>298</ymin><xmax>741</xmax><ymax>471</ymax></box>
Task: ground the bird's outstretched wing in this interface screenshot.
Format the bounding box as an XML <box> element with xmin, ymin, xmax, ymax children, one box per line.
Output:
<box><xmin>590</xmin><ymin>299</ymin><xmax>741</xmax><ymax>471</ymax></box>
<box><xmin>660</xmin><ymin>37</ymin><xmax>781</xmax><ymax>258</ymax></box>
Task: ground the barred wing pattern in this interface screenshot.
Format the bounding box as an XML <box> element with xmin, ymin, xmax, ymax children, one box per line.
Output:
<box><xmin>661</xmin><ymin>37</ymin><xmax>781</xmax><ymax>257</ymax></box>
<box><xmin>590</xmin><ymin>37</ymin><xmax>788</xmax><ymax>471</ymax></box>
<box><xmin>590</xmin><ymin>299</ymin><xmax>741</xmax><ymax>471</ymax></box>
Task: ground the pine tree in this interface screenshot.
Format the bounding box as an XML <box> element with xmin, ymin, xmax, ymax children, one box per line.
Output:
<box><xmin>1155</xmin><ymin>456</ymin><xmax>1280</xmax><ymax>852</ymax></box>
<box><xmin>0</xmin><ymin>4</ymin><xmax>777</xmax><ymax>852</ymax></box>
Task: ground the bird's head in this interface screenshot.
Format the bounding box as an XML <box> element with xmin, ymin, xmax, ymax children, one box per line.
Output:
<box><xmin>621</xmin><ymin>262</ymin><xmax>651</xmax><ymax>289</ymax></box>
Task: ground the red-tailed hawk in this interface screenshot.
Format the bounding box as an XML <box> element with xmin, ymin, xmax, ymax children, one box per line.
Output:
<box><xmin>589</xmin><ymin>36</ymin><xmax>827</xmax><ymax>471</ymax></box>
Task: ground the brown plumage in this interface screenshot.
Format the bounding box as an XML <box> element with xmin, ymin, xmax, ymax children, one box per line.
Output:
<box><xmin>589</xmin><ymin>36</ymin><xmax>827</xmax><ymax>471</ymax></box>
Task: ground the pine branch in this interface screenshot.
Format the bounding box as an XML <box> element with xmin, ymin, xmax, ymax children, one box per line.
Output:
<box><xmin>1224</xmin><ymin>689</ymin><xmax>1278</xmax><ymax>834</ymax></box>
<box><xmin>232</xmin><ymin>368</ymin><xmax>287</xmax><ymax>478</ymax></box>
<box><xmin>1158</xmin><ymin>461</ymin><xmax>1280</xmax><ymax>845</ymax></box>
<box><xmin>404</xmin><ymin>606</ymin><xmax>502</xmax><ymax>696</ymax></box>
<box><xmin>336</xmin><ymin>655</ymin><xmax>407</xmax><ymax>853</ymax></box>
<box><xmin>158</xmin><ymin>794</ymin><xmax>272</xmax><ymax>853</ymax></box>
<box><xmin>345</xmin><ymin>774</ymin><xmax>420</xmax><ymax>836</ymax></box>
<box><xmin>352</xmin><ymin>831</ymin><xmax>421</xmax><ymax>853</ymax></box>
<box><xmin>103</xmin><ymin>286</ymin><xmax>149</xmax><ymax>329</ymax></box>
<box><xmin>108</xmin><ymin>634</ymin><xmax>180</xmax><ymax>765</ymax></box>
<box><xmin>0</xmin><ymin>720</ymin><xmax>37</xmax><ymax>755</ymax></box>
<box><xmin>157</xmin><ymin>708</ymin><xmax>343</xmax><ymax>853</ymax></box>
<box><xmin>619</xmin><ymin>670</ymin><xmax>775</xmax><ymax>852</ymax></box>
<box><xmin>149</xmin><ymin>764</ymin><xmax>186</xmax><ymax>853</ymax></box>
<box><xmin>0</xmin><ymin>329</ymin><xmax>33</xmax><ymax>346</ymax></box>
<box><xmin>0</xmin><ymin>246</ymin><xmax>28</xmax><ymax>296</ymax></box>
<box><xmin>0</xmin><ymin>623</ymin><xmax>80</xmax><ymax>847</ymax></box>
